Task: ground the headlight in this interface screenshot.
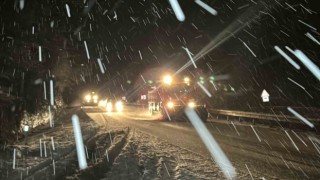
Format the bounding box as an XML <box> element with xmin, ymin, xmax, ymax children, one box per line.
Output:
<box><xmin>187</xmin><ymin>101</ymin><xmax>196</xmax><ymax>108</ymax></box>
<box><xmin>184</xmin><ymin>77</ymin><xmax>190</xmax><ymax>85</ymax></box>
<box><xmin>115</xmin><ymin>101</ymin><xmax>123</xmax><ymax>112</ymax></box>
<box><xmin>85</xmin><ymin>95</ymin><xmax>91</xmax><ymax>102</ymax></box>
<box><xmin>167</xmin><ymin>101</ymin><xmax>174</xmax><ymax>109</ymax></box>
<box><xmin>92</xmin><ymin>95</ymin><xmax>98</xmax><ymax>103</ymax></box>
<box><xmin>98</xmin><ymin>100</ymin><xmax>107</xmax><ymax>107</ymax></box>
<box><xmin>106</xmin><ymin>102</ymin><xmax>112</xmax><ymax>112</ymax></box>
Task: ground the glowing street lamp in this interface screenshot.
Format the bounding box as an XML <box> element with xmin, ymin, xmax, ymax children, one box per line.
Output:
<box><xmin>163</xmin><ymin>75</ymin><xmax>173</xmax><ymax>85</ymax></box>
<box><xmin>23</xmin><ymin>124</ymin><xmax>29</xmax><ymax>133</ymax></box>
<box><xmin>23</xmin><ymin>124</ymin><xmax>30</xmax><ymax>145</ymax></box>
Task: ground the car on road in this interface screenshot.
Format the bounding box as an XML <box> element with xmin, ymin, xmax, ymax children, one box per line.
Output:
<box><xmin>82</xmin><ymin>91</ymin><xmax>99</xmax><ymax>106</ymax></box>
<box><xmin>99</xmin><ymin>98</ymin><xmax>124</xmax><ymax>112</ymax></box>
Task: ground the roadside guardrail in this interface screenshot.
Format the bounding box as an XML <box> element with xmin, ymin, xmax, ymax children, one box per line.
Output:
<box><xmin>208</xmin><ymin>108</ymin><xmax>320</xmax><ymax>126</ymax></box>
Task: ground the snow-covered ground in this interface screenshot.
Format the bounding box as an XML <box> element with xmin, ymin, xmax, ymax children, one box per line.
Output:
<box><xmin>0</xmin><ymin>107</ymin><xmax>238</xmax><ymax>179</ymax></box>
<box><xmin>105</xmin><ymin>128</ymin><xmax>227</xmax><ymax>179</ymax></box>
<box><xmin>1</xmin><ymin>106</ymin><xmax>318</xmax><ymax>179</ymax></box>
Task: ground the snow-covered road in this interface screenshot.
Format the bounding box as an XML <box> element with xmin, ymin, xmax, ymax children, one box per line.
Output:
<box><xmin>84</xmin><ymin>106</ymin><xmax>320</xmax><ymax>179</ymax></box>
<box><xmin>2</xmin><ymin>106</ymin><xmax>320</xmax><ymax>179</ymax></box>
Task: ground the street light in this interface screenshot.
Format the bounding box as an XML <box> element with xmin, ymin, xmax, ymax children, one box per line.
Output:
<box><xmin>163</xmin><ymin>75</ymin><xmax>173</xmax><ymax>85</ymax></box>
<box><xmin>23</xmin><ymin>124</ymin><xmax>29</xmax><ymax>132</ymax></box>
<box><xmin>23</xmin><ymin>124</ymin><xmax>30</xmax><ymax>145</ymax></box>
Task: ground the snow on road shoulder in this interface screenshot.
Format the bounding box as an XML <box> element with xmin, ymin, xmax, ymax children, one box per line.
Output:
<box><xmin>104</xmin><ymin>129</ymin><xmax>225</xmax><ymax>180</ymax></box>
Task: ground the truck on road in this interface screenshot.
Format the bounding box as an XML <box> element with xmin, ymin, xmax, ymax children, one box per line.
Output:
<box><xmin>148</xmin><ymin>74</ymin><xmax>208</xmax><ymax>122</ymax></box>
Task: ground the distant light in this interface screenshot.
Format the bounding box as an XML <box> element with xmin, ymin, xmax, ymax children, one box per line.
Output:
<box><xmin>115</xmin><ymin>101</ymin><xmax>123</xmax><ymax>112</ymax></box>
<box><xmin>187</xmin><ymin>101</ymin><xmax>195</xmax><ymax>108</ymax></box>
<box><xmin>127</xmin><ymin>80</ymin><xmax>132</xmax><ymax>84</ymax></box>
<box><xmin>98</xmin><ymin>100</ymin><xmax>106</xmax><ymax>107</ymax></box>
<box><xmin>84</xmin><ymin>94</ymin><xmax>91</xmax><ymax>102</ymax></box>
<box><xmin>23</xmin><ymin>124</ymin><xmax>29</xmax><ymax>132</ymax></box>
<box><xmin>184</xmin><ymin>77</ymin><xmax>190</xmax><ymax>83</ymax></box>
<box><xmin>210</xmin><ymin>76</ymin><xmax>215</xmax><ymax>80</ymax></box>
<box><xmin>167</xmin><ymin>101</ymin><xmax>174</xmax><ymax>109</ymax></box>
<box><xmin>106</xmin><ymin>102</ymin><xmax>112</xmax><ymax>112</ymax></box>
<box><xmin>148</xmin><ymin>80</ymin><xmax>153</xmax><ymax>84</ymax></box>
<box><xmin>163</xmin><ymin>75</ymin><xmax>173</xmax><ymax>85</ymax></box>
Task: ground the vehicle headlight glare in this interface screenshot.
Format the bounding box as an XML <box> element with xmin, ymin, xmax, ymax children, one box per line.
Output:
<box><xmin>98</xmin><ymin>100</ymin><xmax>105</xmax><ymax>107</ymax></box>
<box><xmin>85</xmin><ymin>95</ymin><xmax>91</xmax><ymax>102</ymax></box>
<box><xmin>115</xmin><ymin>101</ymin><xmax>123</xmax><ymax>112</ymax></box>
<box><xmin>106</xmin><ymin>102</ymin><xmax>112</xmax><ymax>112</ymax></box>
<box><xmin>188</xmin><ymin>102</ymin><xmax>196</xmax><ymax>108</ymax></box>
<box><xmin>167</xmin><ymin>101</ymin><xmax>174</xmax><ymax>109</ymax></box>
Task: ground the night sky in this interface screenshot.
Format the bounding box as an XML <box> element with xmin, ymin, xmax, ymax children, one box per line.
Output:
<box><xmin>0</xmin><ymin>0</ymin><xmax>320</xmax><ymax>110</ymax></box>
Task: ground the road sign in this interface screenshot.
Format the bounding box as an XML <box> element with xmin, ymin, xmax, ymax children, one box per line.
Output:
<box><xmin>261</xmin><ymin>89</ymin><xmax>269</xmax><ymax>102</ymax></box>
